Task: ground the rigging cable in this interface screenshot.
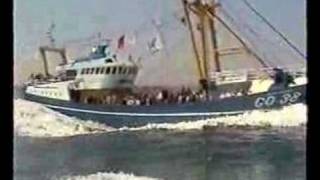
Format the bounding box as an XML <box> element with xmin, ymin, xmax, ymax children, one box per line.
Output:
<box><xmin>220</xmin><ymin>2</ymin><xmax>305</xmax><ymax>68</ymax></box>
<box><xmin>220</xmin><ymin>7</ymin><xmax>274</xmax><ymax>66</ymax></box>
<box><xmin>219</xmin><ymin>6</ymin><xmax>278</xmax><ymax>67</ymax></box>
<box><xmin>241</xmin><ymin>0</ymin><xmax>306</xmax><ymax>60</ymax></box>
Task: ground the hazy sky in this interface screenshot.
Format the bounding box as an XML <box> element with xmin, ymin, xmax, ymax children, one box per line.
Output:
<box><xmin>14</xmin><ymin>0</ymin><xmax>306</xmax><ymax>86</ymax></box>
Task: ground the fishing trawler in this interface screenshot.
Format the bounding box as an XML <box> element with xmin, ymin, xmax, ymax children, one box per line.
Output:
<box><xmin>23</xmin><ymin>0</ymin><xmax>306</xmax><ymax>128</ymax></box>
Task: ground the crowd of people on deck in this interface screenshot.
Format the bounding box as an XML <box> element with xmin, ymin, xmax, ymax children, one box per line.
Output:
<box><xmin>84</xmin><ymin>87</ymin><xmax>247</xmax><ymax>106</ymax></box>
<box><xmin>121</xmin><ymin>87</ymin><xmax>208</xmax><ymax>106</ymax></box>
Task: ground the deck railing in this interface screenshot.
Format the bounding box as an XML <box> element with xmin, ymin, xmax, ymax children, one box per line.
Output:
<box><xmin>210</xmin><ymin>67</ymin><xmax>306</xmax><ymax>85</ymax></box>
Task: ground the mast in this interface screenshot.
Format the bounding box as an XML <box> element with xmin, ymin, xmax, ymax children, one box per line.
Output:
<box><xmin>205</xmin><ymin>9</ymin><xmax>270</xmax><ymax>69</ymax></box>
<box><xmin>181</xmin><ymin>0</ymin><xmax>205</xmax><ymax>81</ymax></box>
<box><xmin>208</xmin><ymin>0</ymin><xmax>221</xmax><ymax>72</ymax></box>
<box><xmin>182</xmin><ymin>0</ymin><xmax>272</xmax><ymax>90</ymax></box>
<box><xmin>46</xmin><ymin>22</ymin><xmax>56</xmax><ymax>47</ymax></box>
<box><xmin>42</xmin><ymin>22</ymin><xmax>56</xmax><ymax>77</ymax></box>
<box><xmin>39</xmin><ymin>23</ymin><xmax>68</xmax><ymax>78</ymax></box>
<box><xmin>184</xmin><ymin>0</ymin><xmax>215</xmax><ymax>92</ymax></box>
<box><xmin>199</xmin><ymin>7</ymin><xmax>209</xmax><ymax>81</ymax></box>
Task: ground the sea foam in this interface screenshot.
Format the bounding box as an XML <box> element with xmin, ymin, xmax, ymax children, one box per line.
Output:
<box><xmin>54</xmin><ymin>171</ymin><xmax>161</xmax><ymax>180</ymax></box>
<box><xmin>14</xmin><ymin>99</ymin><xmax>116</xmax><ymax>137</ymax></box>
<box><xmin>14</xmin><ymin>99</ymin><xmax>307</xmax><ymax>137</ymax></box>
<box><xmin>121</xmin><ymin>103</ymin><xmax>307</xmax><ymax>132</ymax></box>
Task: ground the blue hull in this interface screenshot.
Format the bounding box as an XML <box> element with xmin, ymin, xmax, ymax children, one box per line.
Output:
<box><xmin>23</xmin><ymin>85</ymin><xmax>306</xmax><ymax>128</ymax></box>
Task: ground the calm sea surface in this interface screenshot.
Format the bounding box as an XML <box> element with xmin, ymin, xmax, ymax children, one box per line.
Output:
<box><xmin>14</xmin><ymin>127</ymin><xmax>306</xmax><ymax>180</ymax></box>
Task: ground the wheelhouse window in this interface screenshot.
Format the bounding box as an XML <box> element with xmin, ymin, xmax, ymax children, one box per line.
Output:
<box><xmin>122</xmin><ymin>67</ymin><xmax>127</xmax><ymax>74</ymax></box>
<box><xmin>66</xmin><ymin>70</ymin><xmax>77</xmax><ymax>80</ymax></box>
<box><xmin>112</xmin><ymin>67</ymin><xmax>117</xmax><ymax>74</ymax></box>
<box><xmin>106</xmin><ymin>67</ymin><xmax>110</xmax><ymax>74</ymax></box>
<box><xmin>81</xmin><ymin>69</ymin><xmax>85</xmax><ymax>74</ymax></box>
<box><xmin>118</xmin><ymin>67</ymin><xmax>123</xmax><ymax>74</ymax></box>
<box><xmin>95</xmin><ymin>67</ymin><xmax>100</xmax><ymax>74</ymax></box>
<box><xmin>105</xmin><ymin>58</ymin><xmax>113</xmax><ymax>63</ymax></box>
<box><xmin>100</xmin><ymin>67</ymin><xmax>105</xmax><ymax>74</ymax></box>
<box><xmin>90</xmin><ymin>68</ymin><xmax>95</xmax><ymax>74</ymax></box>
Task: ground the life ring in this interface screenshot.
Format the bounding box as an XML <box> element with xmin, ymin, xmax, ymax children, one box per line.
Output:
<box><xmin>126</xmin><ymin>99</ymin><xmax>135</xmax><ymax>106</ymax></box>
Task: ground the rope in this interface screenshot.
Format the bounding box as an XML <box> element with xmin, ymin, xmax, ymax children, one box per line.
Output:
<box><xmin>241</xmin><ymin>0</ymin><xmax>306</xmax><ymax>60</ymax></box>
<box><xmin>219</xmin><ymin>3</ymin><xmax>305</xmax><ymax>67</ymax></box>
<box><xmin>219</xmin><ymin>7</ymin><xmax>277</xmax><ymax>68</ymax></box>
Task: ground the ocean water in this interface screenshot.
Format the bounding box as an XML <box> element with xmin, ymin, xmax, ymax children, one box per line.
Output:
<box><xmin>14</xmin><ymin>99</ymin><xmax>306</xmax><ymax>180</ymax></box>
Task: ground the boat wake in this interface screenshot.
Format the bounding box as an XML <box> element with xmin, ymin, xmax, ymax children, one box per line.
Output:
<box><xmin>121</xmin><ymin>103</ymin><xmax>307</xmax><ymax>132</ymax></box>
<box><xmin>14</xmin><ymin>99</ymin><xmax>116</xmax><ymax>137</ymax></box>
<box><xmin>14</xmin><ymin>99</ymin><xmax>307</xmax><ymax>138</ymax></box>
<box><xmin>53</xmin><ymin>171</ymin><xmax>161</xmax><ymax>180</ymax></box>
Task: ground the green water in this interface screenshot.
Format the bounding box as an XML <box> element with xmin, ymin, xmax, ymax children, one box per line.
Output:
<box><xmin>14</xmin><ymin>127</ymin><xmax>306</xmax><ymax>180</ymax></box>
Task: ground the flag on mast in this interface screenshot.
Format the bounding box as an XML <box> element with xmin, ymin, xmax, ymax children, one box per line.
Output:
<box><xmin>148</xmin><ymin>33</ymin><xmax>163</xmax><ymax>54</ymax></box>
<box><xmin>117</xmin><ymin>35</ymin><xmax>125</xmax><ymax>49</ymax></box>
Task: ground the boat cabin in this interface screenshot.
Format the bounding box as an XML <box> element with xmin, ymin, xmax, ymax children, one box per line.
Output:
<box><xmin>25</xmin><ymin>43</ymin><xmax>140</xmax><ymax>102</ymax></box>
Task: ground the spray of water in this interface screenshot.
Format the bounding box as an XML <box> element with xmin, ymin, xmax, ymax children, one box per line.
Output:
<box><xmin>121</xmin><ymin>103</ymin><xmax>306</xmax><ymax>132</ymax></box>
<box><xmin>53</xmin><ymin>171</ymin><xmax>161</xmax><ymax>180</ymax></box>
<box><xmin>14</xmin><ymin>99</ymin><xmax>116</xmax><ymax>137</ymax></box>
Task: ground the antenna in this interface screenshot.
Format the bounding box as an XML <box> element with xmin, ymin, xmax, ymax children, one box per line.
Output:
<box><xmin>46</xmin><ymin>22</ymin><xmax>56</xmax><ymax>47</ymax></box>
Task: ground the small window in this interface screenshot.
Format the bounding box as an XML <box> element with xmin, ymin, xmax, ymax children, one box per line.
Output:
<box><xmin>106</xmin><ymin>67</ymin><xmax>110</xmax><ymax>74</ymax></box>
<box><xmin>96</xmin><ymin>68</ymin><xmax>100</xmax><ymax>74</ymax></box>
<box><xmin>122</xmin><ymin>67</ymin><xmax>127</xmax><ymax>74</ymax></box>
<box><xmin>90</xmin><ymin>68</ymin><xmax>95</xmax><ymax>74</ymax></box>
<box><xmin>81</xmin><ymin>69</ymin><xmax>85</xmax><ymax>74</ymax></box>
<box><xmin>100</xmin><ymin>67</ymin><xmax>105</xmax><ymax>74</ymax></box>
<box><xmin>118</xmin><ymin>67</ymin><xmax>123</xmax><ymax>74</ymax></box>
<box><xmin>112</xmin><ymin>67</ymin><xmax>117</xmax><ymax>74</ymax></box>
<box><xmin>85</xmin><ymin>68</ymin><xmax>89</xmax><ymax>74</ymax></box>
<box><xmin>105</xmin><ymin>59</ymin><xmax>113</xmax><ymax>63</ymax></box>
<box><xmin>66</xmin><ymin>70</ymin><xmax>77</xmax><ymax>80</ymax></box>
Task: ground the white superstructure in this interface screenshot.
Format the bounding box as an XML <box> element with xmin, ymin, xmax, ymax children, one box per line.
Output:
<box><xmin>25</xmin><ymin>81</ymin><xmax>72</xmax><ymax>101</ymax></box>
<box><xmin>25</xmin><ymin>44</ymin><xmax>140</xmax><ymax>101</ymax></box>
